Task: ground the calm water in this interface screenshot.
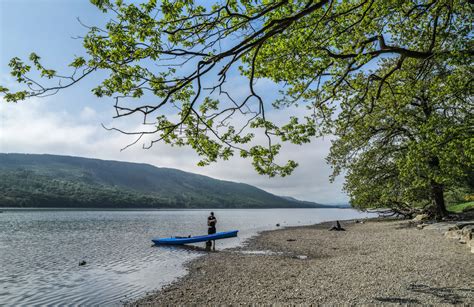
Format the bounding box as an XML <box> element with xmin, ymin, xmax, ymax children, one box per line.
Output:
<box><xmin>0</xmin><ymin>209</ymin><xmax>373</xmax><ymax>305</ymax></box>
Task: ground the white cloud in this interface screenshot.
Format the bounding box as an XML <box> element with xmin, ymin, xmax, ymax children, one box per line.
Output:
<box><xmin>0</xmin><ymin>94</ymin><xmax>348</xmax><ymax>204</ymax></box>
<box><xmin>0</xmin><ymin>97</ymin><xmax>202</xmax><ymax>170</ymax></box>
<box><xmin>79</xmin><ymin>106</ymin><xmax>97</xmax><ymax>121</ymax></box>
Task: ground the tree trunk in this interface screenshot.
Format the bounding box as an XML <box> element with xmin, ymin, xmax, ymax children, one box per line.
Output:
<box><xmin>428</xmin><ymin>156</ymin><xmax>447</xmax><ymax>219</ymax></box>
<box><xmin>431</xmin><ymin>180</ymin><xmax>447</xmax><ymax>219</ymax></box>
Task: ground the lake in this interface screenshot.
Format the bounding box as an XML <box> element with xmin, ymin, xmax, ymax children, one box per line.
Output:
<box><xmin>0</xmin><ymin>209</ymin><xmax>373</xmax><ymax>305</ymax></box>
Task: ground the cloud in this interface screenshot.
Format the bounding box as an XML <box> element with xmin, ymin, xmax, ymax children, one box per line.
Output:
<box><xmin>79</xmin><ymin>106</ymin><xmax>97</xmax><ymax>121</ymax></box>
<box><xmin>0</xmin><ymin>94</ymin><xmax>348</xmax><ymax>204</ymax></box>
<box><xmin>200</xmin><ymin>137</ymin><xmax>347</xmax><ymax>204</ymax></box>
<box><xmin>0</xmin><ymin>97</ymin><xmax>202</xmax><ymax>169</ymax></box>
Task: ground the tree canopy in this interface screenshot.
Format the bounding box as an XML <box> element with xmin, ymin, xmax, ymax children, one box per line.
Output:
<box><xmin>1</xmin><ymin>0</ymin><xmax>473</xmax><ymax>215</ymax></box>
<box><xmin>327</xmin><ymin>58</ymin><xmax>473</xmax><ymax>217</ymax></box>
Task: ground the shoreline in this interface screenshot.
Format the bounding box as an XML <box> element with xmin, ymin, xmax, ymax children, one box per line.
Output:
<box><xmin>0</xmin><ymin>207</ymin><xmax>351</xmax><ymax>211</ymax></box>
<box><xmin>131</xmin><ymin>218</ymin><xmax>473</xmax><ymax>305</ymax></box>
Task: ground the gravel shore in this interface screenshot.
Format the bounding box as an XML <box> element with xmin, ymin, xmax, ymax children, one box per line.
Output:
<box><xmin>132</xmin><ymin>219</ymin><xmax>473</xmax><ymax>305</ymax></box>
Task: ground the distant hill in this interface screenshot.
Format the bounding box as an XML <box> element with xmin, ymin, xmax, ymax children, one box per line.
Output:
<box><xmin>281</xmin><ymin>196</ymin><xmax>350</xmax><ymax>209</ymax></box>
<box><xmin>0</xmin><ymin>153</ymin><xmax>334</xmax><ymax>209</ymax></box>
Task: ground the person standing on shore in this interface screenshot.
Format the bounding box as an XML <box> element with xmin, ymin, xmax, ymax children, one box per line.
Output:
<box><xmin>208</xmin><ymin>212</ymin><xmax>217</xmax><ymax>234</ymax></box>
<box><xmin>207</xmin><ymin>212</ymin><xmax>217</xmax><ymax>251</ymax></box>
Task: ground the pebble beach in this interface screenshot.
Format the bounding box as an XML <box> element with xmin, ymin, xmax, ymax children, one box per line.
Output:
<box><xmin>132</xmin><ymin>219</ymin><xmax>473</xmax><ymax>305</ymax></box>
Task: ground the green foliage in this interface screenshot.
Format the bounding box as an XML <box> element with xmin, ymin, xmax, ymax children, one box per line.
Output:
<box><xmin>1</xmin><ymin>1</ymin><xmax>471</xmax><ymax>178</ymax></box>
<box><xmin>445</xmin><ymin>187</ymin><xmax>472</xmax><ymax>206</ymax></box>
<box><xmin>327</xmin><ymin>58</ymin><xmax>473</xmax><ymax>216</ymax></box>
<box><xmin>448</xmin><ymin>202</ymin><xmax>474</xmax><ymax>213</ymax></box>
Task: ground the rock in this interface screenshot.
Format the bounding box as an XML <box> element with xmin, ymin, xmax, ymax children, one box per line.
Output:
<box><xmin>287</xmin><ymin>239</ymin><xmax>296</xmax><ymax>242</ymax></box>
<box><xmin>460</xmin><ymin>225</ymin><xmax>473</xmax><ymax>244</ymax></box>
<box><xmin>468</xmin><ymin>239</ymin><xmax>474</xmax><ymax>253</ymax></box>
<box><xmin>443</xmin><ymin>224</ymin><xmax>474</xmax><ymax>254</ymax></box>
<box><xmin>79</xmin><ymin>260</ymin><xmax>87</xmax><ymax>266</ymax></box>
<box><xmin>449</xmin><ymin>225</ymin><xmax>461</xmax><ymax>231</ymax></box>
<box><xmin>423</xmin><ymin>222</ymin><xmax>473</xmax><ymax>232</ymax></box>
<box><xmin>444</xmin><ymin>229</ymin><xmax>462</xmax><ymax>241</ymax></box>
<box><xmin>413</xmin><ymin>214</ymin><xmax>429</xmax><ymax>222</ymax></box>
<box><xmin>417</xmin><ymin>223</ymin><xmax>428</xmax><ymax>230</ymax></box>
<box><xmin>294</xmin><ymin>255</ymin><xmax>308</xmax><ymax>260</ymax></box>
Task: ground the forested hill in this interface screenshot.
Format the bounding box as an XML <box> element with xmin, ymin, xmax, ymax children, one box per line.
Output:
<box><xmin>0</xmin><ymin>153</ymin><xmax>332</xmax><ymax>209</ymax></box>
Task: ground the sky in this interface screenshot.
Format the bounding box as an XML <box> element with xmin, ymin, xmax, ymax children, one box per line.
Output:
<box><xmin>0</xmin><ymin>0</ymin><xmax>348</xmax><ymax>204</ymax></box>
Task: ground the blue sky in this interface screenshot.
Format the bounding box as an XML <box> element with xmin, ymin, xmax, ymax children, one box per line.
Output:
<box><xmin>0</xmin><ymin>0</ymin><xmax>348</xmax><ymax>204</ymax></box>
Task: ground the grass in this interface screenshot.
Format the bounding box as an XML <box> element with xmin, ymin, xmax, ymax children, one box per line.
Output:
<box><xmin>448</xmin><ymin>201</ymin><xmax>474</xmax><ymax>213</ymax></box>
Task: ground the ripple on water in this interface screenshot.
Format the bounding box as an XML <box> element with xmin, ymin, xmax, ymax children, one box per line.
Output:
<box><xmin>0</xmin><ymin>209</ymin><xmax>374</xmax><ymax>305</ymax></box>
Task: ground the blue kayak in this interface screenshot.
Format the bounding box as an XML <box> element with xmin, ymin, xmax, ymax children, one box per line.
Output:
<box><xmin>152</xmin><ymin>230</ymin><xmax>238</xmax><ymax>245</ymax></box>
